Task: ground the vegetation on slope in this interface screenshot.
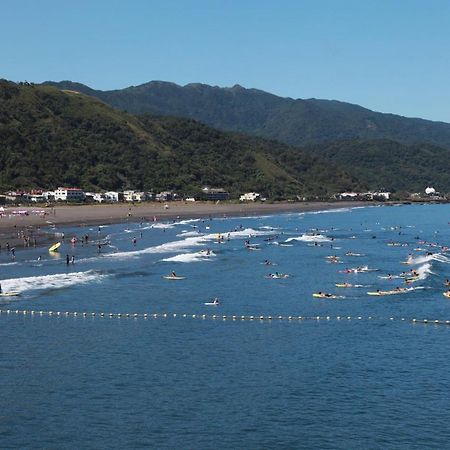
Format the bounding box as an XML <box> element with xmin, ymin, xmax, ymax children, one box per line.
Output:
<box><xmin>0</xmin><ymin>80</ymin><xmax>361</xmax><ymax>198</ymax></box>
<box><xmin>44</xmin><ymin>80</ymin><xmax>450</xmax><ymax>148</ymax></box>
<box><xmin>304</xmin><ymin>139</ymin><xmax>450</xmax><ymax>192</ymax></box>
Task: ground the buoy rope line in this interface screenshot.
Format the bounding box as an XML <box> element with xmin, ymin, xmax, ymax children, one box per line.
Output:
<box><xmin>0</xmin><ymin>309</ymin><xmax>449</xmax><ymax>326</ymax></box>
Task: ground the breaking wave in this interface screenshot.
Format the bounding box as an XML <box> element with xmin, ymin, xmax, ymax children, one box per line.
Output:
<box><xmin>285</xmin><ymin>233</ymin><xmax>333</xmax><ymax>243</ymax></box>
<box><xmin>161</xmin><ymin>250</ymin><xmax>216</xmax><ymax>263</ymax></box>
<box><xmin>0</xmin><ymin>270</ymin><xmax>107</xmax><ymax>294</ymax></box>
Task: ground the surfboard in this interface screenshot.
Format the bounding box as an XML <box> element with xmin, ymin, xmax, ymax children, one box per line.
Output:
<box><xmin>0</xmin><ymin>292</ymin><xmax>20</xmax><ymax>297</ymax></box>
<box><xmin>313</xmin><ymin>293</ymin><xmax>337</xmax><ymax>299</ymax></box>
<box><xmin>48</xmin><ymin>242</ymin><xmax>61</xmax><ymax>252</ymax></box>
<box><xmin>163</xmin><ymin>275</ymin><xmax>186</xmax><ymax>280</ymax></box>
<box><xmin>367</xmin><ymin>290</ymin><xmax>406</xmax><ymax>296</ymax></box>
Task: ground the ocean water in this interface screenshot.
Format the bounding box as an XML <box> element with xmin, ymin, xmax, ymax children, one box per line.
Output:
<box><xmin>1</xmin><ymin>204</ymin><xmax>450</xmax><ymax>449</ymax></box>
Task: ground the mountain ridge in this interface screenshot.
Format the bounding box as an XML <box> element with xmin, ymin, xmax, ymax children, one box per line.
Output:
<box><xmin>43</xmin><ymin>79</ymin><xmax>450</xmax><ymax>148</ymax></box>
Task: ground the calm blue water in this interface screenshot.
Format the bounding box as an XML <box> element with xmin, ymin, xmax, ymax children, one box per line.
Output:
<box><xmin>1</xmin><ymin>204</ymin><xmax>450</xmax><ymax>449</ymax></box>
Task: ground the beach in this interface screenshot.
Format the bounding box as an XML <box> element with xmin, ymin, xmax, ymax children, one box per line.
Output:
<box><xmin>0</xmin><ymin>201</ymin><xmax>371</xmax><ymax>249</ymax></box>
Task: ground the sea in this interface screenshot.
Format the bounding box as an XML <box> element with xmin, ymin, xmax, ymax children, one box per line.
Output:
<box><xmin>1</xmin><ymin>203</ymin><xmax>450</xmax><ymax>449</ymax></box>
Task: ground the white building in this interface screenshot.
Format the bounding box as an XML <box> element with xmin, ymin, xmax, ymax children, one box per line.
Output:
<box><xmin>42</xmin><ymin>191</ymin><xmax>55</xmax><ymax>201</ymax></box>
<box><xmin>156</xmin><ymin>191</ymin><xmax>175</xmax><ymax>201</ymax></box>
<box><xmin>93</xmin><ymin>193</ymin><xmax>106</xmax><ymax>203</ymax></box>
<box><xmin>30</xmin><ymin>194</ymin><xmax>45</xmax><ymax>203</ymax></box>
<box><xmin>239</xmin><ymin>192</ymin><xmax>260</xmax><ymax>202</ymax></box>
<box><xmin>123</xmin><ymin>190</ymin><xmax>135</xmax><ymax>202</ymax></box>
<box><xmin>54</xmin><ymin>187</ymin><xmax>86</xmax><ymax>202</ymax></box>
<box><xmin>201</xmin><ymin>187</ymin><xmax>229</xmax><ymax>201</ymax></box>
<box><xmin>123</xmin><ymin>190</ymin><xmax>147</xmax><ymax>202</ymax></box>
<box><xmin>425</xmin><ymin>187</ymin><xmax>436</xmax><ymax>195</ymax></box>
<box><xmin>336</xmin><ymin>192</ymin><xmax>359</xmax><ymax>200</ymax></box>
<box><xmin>336</xmin><ymin>191</ymin><xmax>390</xmax><ymax>201</ymax></box>
<box><xmin>372</xmin><ymin>192</ymin><xmax>391</xmax><ymax>200</ymax></box>
<box><xmin>104</xmin><ymin>191</ymin><xmax>122</xmax><ymax>202</ymax></box>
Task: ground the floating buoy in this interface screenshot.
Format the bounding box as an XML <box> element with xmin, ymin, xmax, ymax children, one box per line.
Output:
<box><xmin>0</xmin><ymin>308</ymin><xmax>448</xmax><ymax>327</ymax></box>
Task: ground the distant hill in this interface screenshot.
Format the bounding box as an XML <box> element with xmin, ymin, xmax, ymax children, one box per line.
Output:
<box><xmin>0</xmin><ymin>80</ymin><xmax>361</xmax><ymax>198</ymax></box>
<box><xmin>304</xmin><ymin>139</ymin><xmax>450</xmax><ymax>193</ymax></box>
<box><xmin>44</xmin><ymin>80</ymin><xmax>450</xmax><ymax>148</ymax></box>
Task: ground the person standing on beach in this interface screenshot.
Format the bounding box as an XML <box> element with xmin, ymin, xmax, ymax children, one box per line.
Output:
<box><xmin>11</xmin><ymin>248</ymin><xmax>15</xmax><ymax>258</ymax></box>
<box><xmin>66</xmin><ymin>254</ymin><xmax>70</xmax><ymax>265</ymax></box>
<box><xmin>71</xmin><ymin>255</ymin><xmax>75</xmax><ymax>264</ymax></box>
<box><xmin>132</xmin><ymin>237</ymin><xmax>137</xmax><ymax>246</ymax></box>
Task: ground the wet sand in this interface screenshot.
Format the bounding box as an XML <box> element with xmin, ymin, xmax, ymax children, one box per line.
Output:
<box><xmin>0</xmin><ymin>201</ymin><xmax>373</xmax><ymax>249</ymax></box>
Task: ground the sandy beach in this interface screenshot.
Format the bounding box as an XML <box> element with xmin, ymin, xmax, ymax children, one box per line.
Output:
<box><xmin>0</xmin><ymin>201</ymin><xmax>372</xmax><ymax>249</ymax></box>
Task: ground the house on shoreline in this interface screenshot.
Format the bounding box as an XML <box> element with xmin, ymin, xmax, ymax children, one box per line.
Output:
<box><xmin>335</xmin><ymin>191</ymin><xmax>391</xmax><ymax>201</ymax></box>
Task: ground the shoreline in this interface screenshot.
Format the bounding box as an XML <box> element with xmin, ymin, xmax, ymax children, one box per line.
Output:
<box><xmin>0</xmin><ymin>201</ymin><xmax>375</xmax><ymax>249</ymax></box>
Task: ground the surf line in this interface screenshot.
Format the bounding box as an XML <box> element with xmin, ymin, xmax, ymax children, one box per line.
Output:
<box><xmin>0</xmin><ymin>309</ymin><xmax>449</xmax><ymax>326</ymax></box>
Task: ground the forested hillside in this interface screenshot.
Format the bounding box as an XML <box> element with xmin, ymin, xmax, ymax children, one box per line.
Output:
<box><xmin>0</xmin><ymin>80</ymin><xmax>361</xmax><ymax>198</ymax></box>
<box><xmin>304</xmin><ymin>139</ymin><xmax>450</xmax><ymax>192</ymax></box>
<box><xmin>44</xmin><ymin>80</ymin><xmax>450</xmax><ymax>148</ymax></box>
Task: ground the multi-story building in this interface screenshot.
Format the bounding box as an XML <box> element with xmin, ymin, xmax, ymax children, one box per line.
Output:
<box><xmin>54</xmin><ymin>187</ymin><xmax>86</xmax><ymax>202</ymax></box>
<box><xmin>202</xmin><ymin>187</ymin><xmax>230</xmax><ymax>201</ymax></box>
<box><xmin>123</xmin><ymin>190</ymin><xmax>147</xmax><ymax>202</ymax></box>
<box><xmin>239</xmin><ymin>192</ymin><xmax>260</xmax><ymax>202</ymax></box>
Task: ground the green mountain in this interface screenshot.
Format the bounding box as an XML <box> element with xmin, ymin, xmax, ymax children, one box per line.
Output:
<box><xmin>304</xmin><ymin>139</ymin><xmax>450</xmax><ymax>193</ymax></box>
<box><xmin>0</xmin><ymin>80</ymin><xmax>361</xmax><ymax>198</ymax></box>
<box><xmin>44</xmin><ymin>80</ymin><xmax>450</xmax><ymax>148</ymax></box>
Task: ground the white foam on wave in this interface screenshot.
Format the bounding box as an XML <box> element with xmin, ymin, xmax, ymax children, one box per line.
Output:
<box><xmin>146</xmin><ymin>223</ymin><xmax>175</xmax><ymax>229</ymax></box>
<box><xmin>103</xmin><ymin>227</ymin><xmax>270</xmax><ymax>260</ymax></box>
<box><xmin>145</xmin><ymin>218</ymin><xmax>203</xmax><ymax>230</ymax></box>
<box><xmin>124</xmin><ymin>228</ymin><xmax>140</xmax><ymax>233</ymax></box>
<box><xmin>304</xmin><ymin>208</ymin><xmax>352</xmax><ymax>215</ymax></box>
<box><xmin>161</xmin><ymin>250</ymin><xmax>216</xmax><ymax>263</ymax></box>
<box><xmin>416</xmin><ymin>263</ymin><xmax>432</xmax><ymax>280</ymax></box>
<box><xmin>176</xmin><ymin>218</ymin><xmax>202</xmax><ymax>226</ymax></box>
<box><xmin>285</xmin><ymin>233</ymin><xmax>332</xmax><ymax>243</ymax></box>
<box><xmin>0</xmin><ymin>261</ymin><xmax>18</xmax><ymax>267</ymax></box>
<box><xmin>1</xmin><ymin>270</ymin><xmax>107</xmax><ymax>294</ymax></box>
<box><xmin>406</xmin><ymin>253</ymin><xmax>450</xmax><ymax>266</ymax></box>
<box><xmin>176</xmin><ymin>231</ymin><xmax>204</xmax><ymax>237</ymax></box>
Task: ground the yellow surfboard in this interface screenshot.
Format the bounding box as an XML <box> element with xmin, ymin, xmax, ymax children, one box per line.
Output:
<box><xmin>49</xmin><ymin>242</ymin><xmax>61</xmax><ymax>252</ymax></box>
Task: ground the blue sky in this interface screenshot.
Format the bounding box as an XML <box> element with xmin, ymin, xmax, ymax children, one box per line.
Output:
<box><xmin>2</xmin><ymin>0</ymin><xmax>450</xmax><ymax>121</ymax></box>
